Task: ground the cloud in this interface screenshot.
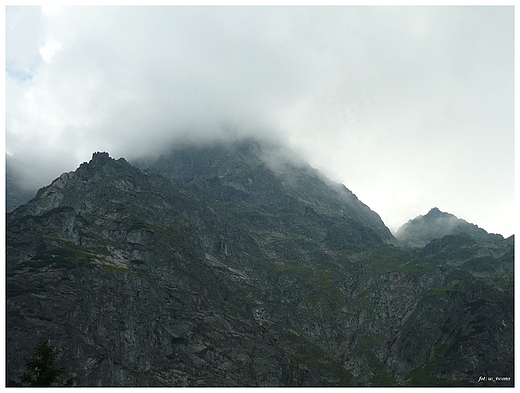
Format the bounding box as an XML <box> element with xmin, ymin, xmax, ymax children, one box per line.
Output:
<box><xmin>5</xmin><ymin>6</ymin><xmax>515</xmax><ymax>237</ymax></box>
<box><xmin>8</xmin><ymin>8</ymin><xmax>320</xmax><ymax>159</ymax></box>
<box><xmin>38</xmin><ymin>40</ymin><xmax>61</xmax><ymax>64</ymax></box>
<box><xmin>41</xmin><ymin>5</ymin><xmax>62</xmax><ymax>16</ymax></box>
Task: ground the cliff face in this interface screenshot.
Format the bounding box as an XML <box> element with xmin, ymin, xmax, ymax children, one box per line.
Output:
<box><xmin>6</xmin><ymin>141</ymin><xmax>514</xmax><ymax>386</ymax></box>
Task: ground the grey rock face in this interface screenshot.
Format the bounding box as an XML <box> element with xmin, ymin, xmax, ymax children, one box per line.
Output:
<box><xmin>7</xmin><ymin>141</ymin><xmax>513</xmax><ymax>386</ymax></box>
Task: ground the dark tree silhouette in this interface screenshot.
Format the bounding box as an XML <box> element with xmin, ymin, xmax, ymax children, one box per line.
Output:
<box><xmin>7</xmin><ymin>338</ymin><xmax>74</xmax><ymax>387</ymax></box>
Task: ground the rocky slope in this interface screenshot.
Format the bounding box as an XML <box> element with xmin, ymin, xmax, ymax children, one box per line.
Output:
<box><xmin>6</xmin><ymin>140</ymin><xmax>514</xmax><ymax>386</ymax></box>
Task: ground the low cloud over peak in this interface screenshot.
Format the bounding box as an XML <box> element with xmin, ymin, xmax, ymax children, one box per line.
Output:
<box><xmin>5</xmin><ymin>6</ymin><xmax>514</xmax><ymax>237</ymax></box>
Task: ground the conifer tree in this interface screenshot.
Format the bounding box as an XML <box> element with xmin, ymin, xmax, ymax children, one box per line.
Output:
<box><xmin>8</xmin><ymin>338</ymin><xmax>74</xmax><ymax>387</ymax></box>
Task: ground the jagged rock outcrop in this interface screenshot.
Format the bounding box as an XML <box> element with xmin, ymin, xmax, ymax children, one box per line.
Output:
<box><xmin>6</xmin><ymin>140</ymin><xmax>514</xmax><ymax>386</ymax></box>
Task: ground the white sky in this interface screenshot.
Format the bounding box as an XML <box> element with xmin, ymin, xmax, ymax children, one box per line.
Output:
<box><xmin>4</xmin><ymin>5</ymin><xmax>515</xmax><ymax>237</ymax></box>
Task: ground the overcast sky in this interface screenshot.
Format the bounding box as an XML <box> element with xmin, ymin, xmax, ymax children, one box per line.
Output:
<box><xmin>5</xmin><ymin>6</ymin><xmax>515</xmax><ymax>236</ymax></box>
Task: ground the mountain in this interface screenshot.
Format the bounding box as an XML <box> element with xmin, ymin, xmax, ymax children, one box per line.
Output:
<box><xmin>395</xmin><ymin>207</ymin><xmax>504</xmax><ymax>246</ymax></box>
<box><xmin>6</xmin><ymin>139</ymin><xmax>514</xmax><ymax>386</ymax></box>
<box><xmin>136</xmin><ymin>139</ymin><xmax>394</xmax><ymax>251</ymax></box>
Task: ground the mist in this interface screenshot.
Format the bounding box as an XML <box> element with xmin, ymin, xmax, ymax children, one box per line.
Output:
<box><xmin>5</xmin><ymin>6</ymin><xmax>514</xmax><ymax>236</ymax></box>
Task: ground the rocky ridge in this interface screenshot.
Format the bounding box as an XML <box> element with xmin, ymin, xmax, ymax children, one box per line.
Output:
<box><xmin>6</xmin><ymin>140</ymin><xmax>514</xmax><ymax>386</ymax></box>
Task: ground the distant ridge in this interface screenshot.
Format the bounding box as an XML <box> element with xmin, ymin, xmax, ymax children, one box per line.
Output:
<box><xmin>395</xmin><ymin>207</ymin><xmax>503</xmax><ymax>246</ymax></box>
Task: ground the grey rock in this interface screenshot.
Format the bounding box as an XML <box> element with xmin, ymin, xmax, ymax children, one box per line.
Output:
<box><xmin>6</xmin><ymin>140</ymin><xmax>513</xmax><ymax>386</ymax></box>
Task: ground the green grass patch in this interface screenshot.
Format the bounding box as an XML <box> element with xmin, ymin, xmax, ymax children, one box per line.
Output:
<box><xmin>425</xmin><ymin>283</ymin><xmax>456</xmax><ymax>297</ymax></box>
<box><xmin>360</xmin><ymin>245</ymin><xmax>422</xmax><ymax>274</ymax></box>
<box><xmin>102</xmin><ymin>264</ymin><xmax>136</xmax><ymax>275</ymax></box>
<box><xmin>26</xmin><ymin>243</ymin><xmax>96</xmax><ymax>270</ymax></box>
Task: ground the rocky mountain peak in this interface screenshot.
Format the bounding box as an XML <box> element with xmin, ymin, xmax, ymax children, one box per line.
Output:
<box><xmin>78</xmin><ymin>152</ymin><xmax>131</xmax><ymax>173</ymax></box>
<box><xmin>91</xmin><ymin>151</ymin><xmax>111</xmax><ymax>162</ymax></box>
<box><xmin>6</xmin><ymin>141</ymin><xmax>514</xmax><ymax>387</ymax></box>
<box><xmin>424</xmin><ymin>207</ymin><xmax>446</xmax><ymax>218</ymax></box>
<box><xmin>137</xmin><ymin>138</ymin><xmax>395</xmax><ymax>246</ymax></box>
<box><xmin>396</xmin><ymin>207</ymin><xmax>503</xmax><ymax>246</ymax></box>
